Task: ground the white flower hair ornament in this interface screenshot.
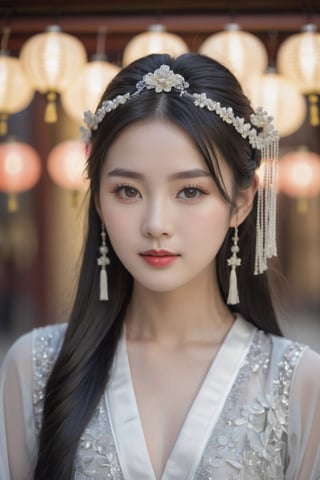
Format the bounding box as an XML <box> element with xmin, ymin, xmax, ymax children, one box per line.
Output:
<box><xmin>81</xmin><ymin>64</ymin><xmax>279</xmax><ymax>275</ymax></box>
<box><xmin>81</xmin><ymin>65</ymin><xmax>278</xmax><ymax>150</ymax></box>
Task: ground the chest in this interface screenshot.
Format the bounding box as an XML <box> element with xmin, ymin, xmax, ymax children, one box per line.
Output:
<box><xmin>73</xmin><ymin>332</ymin><xmax>299</xmax><ymax>480</ymax></box>
<box><xmin>75</xmin><ymin>338</ymin><xmax>295</xmax><ymax>480</ymax></box>
<box><xmin>33</xmin><ymin>322</ymin><xmax>305</xmax><ymax>480</ymax></box>
<box><xmin>126</xmin><ymin>342</ymin><xmax>220</xmax><ymax>478</ymax></box>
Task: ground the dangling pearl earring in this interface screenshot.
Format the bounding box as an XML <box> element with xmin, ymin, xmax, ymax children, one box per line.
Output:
<box><xmin>97</xmin><ymin>224</ymin><xmax>110</xmax><ymax>301</ymax></box>
<box><xmin>227</xmin><ymin>226</ymin><xmax>241</xmax><ymax>305</ymax></box>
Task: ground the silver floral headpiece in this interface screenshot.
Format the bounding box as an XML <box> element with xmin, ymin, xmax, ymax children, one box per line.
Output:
<box><xmin>81</xmin><ymin>64</ymin><xmax>279</xmax><ymax>275</ymax></box>
<box><xmin>81</xmin><ymin>65</ymin><xmax>278</xmax><ymax>150</ymax></box>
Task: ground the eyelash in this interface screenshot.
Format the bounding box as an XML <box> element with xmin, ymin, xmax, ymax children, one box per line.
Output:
<box><xmin>111</xmin><ymin>183</ymin><xmax>141</xmax><ymax>200</ymax></box>
<box><xmin>177</xmin><ymin>185</ymin><xmax>208</xmax><ymax>200</ymax></box>
<box><xmin>110</xmin><ymin>183</ymin><xmax>208</xmax><ymax>201</ymax></box>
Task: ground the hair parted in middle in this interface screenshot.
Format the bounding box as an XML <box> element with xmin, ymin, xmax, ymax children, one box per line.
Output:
<box><xmin>34</xmin><ymin>52</ymin><xmax>281</xmax><ymax>480</ymax></box>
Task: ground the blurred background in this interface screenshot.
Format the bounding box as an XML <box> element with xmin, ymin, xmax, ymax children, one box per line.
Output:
<box><xmin>0</xmin><ymin>0</ymin><xmax>320</xmax><ymax>361</ymax></box>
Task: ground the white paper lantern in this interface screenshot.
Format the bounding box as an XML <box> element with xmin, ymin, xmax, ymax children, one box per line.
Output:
<box><xmin>123</xmin><ymin>24</ymin><xmax>188</xmax><ymax>66</ymax></box>
<box><xmin>277</xmin><ymin>24</ymin><xmax>320</xmax><ymax>126</ymax></box>
<box><xmin>277</xmin><ymin>24</ymin><xmax>320</xmax><ymax>94</ymax></box>
<box><xmin>244</xmin><ymin>69</ymin><xmax>306</xmax><ymax>137</ymax></box>
<box><xmin>61</xmin><ymin>57</ymin><xmax>120</xmax><ymax>124</ymax></box>
<box><xmin>0</xmin><ymin>54</ymin><xmax>34</xmax><ymax>135</ymax></box>
<box><xmin>199</xmin><ymin>23</ymin><xmax>268</xmax><ymax>85</ymax></box>
<box><xmin>20</xmin><ymin>25</ymin><xmax>87</xmax><ymax>122</ymax></box>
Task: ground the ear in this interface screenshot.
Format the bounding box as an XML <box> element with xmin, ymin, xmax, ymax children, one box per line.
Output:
<box><xmin>229</xmin><ymin>174</ymin><xmax>259</xmax><ymax>227</ymax></box>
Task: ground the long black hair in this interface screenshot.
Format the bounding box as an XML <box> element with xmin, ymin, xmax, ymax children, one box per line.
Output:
<box><xmin>34</xmin><ymin>52</ymin><xmax>282</xmax><ymax>479</ymax></box>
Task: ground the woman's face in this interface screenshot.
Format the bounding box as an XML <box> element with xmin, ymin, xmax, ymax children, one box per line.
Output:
<box><xmin>97</xmin><ymin>119</ymin><xmax>244</xmax><ymax>294</ymax></box>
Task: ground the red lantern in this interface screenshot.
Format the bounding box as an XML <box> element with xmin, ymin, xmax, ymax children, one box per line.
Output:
<box><xmin>279</xmin><ymin>149</ymin><xmax>320</xmax><ymax>197</ymax></box>
<box><xmin>47</xmin><ymin>140</ymin><xmax>89</xmax><ymax>204</ymax></box>
<box><xmin>0</xmin><ymin>140</ymin><xmax>41</xmax><ymax>211</ymax></box>
<box><xmin>278</xmin><ymin>148</ymin><xmax>320</xmax><ymax>213</ymax></box>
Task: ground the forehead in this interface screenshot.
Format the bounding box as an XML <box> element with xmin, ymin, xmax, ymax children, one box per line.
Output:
<box><xmin>104</xmin><ymin>119</ymin><xmax>208</xmax><ymax>172</ymax></box>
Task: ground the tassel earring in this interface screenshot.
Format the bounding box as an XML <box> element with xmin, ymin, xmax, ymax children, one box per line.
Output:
<box><xmin>97</xmin><ymin>224</ymin><xmax>110</xmax><ymax>301</ymax></box>
<box><xmin>227</xmin><ymin>226</ymin><xmax>241</xmax><ymax>305</ymax></box>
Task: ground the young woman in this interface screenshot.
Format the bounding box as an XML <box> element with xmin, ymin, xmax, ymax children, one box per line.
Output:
<box><xmin>0</xmin><ymin>53</ymin><xmax>319</xmax><ymax>480</ymax></box>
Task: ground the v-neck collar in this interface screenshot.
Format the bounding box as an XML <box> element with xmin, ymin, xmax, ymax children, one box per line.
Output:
<box><xmin>105</xmin><ymin>316</ymin><xmax>256</xmax><ymax>480</ymax></box>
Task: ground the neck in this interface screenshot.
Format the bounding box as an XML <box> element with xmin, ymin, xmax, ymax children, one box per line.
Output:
<box><xmin>125</xmin><ymin>273</ymin><xmax>234</xmax><ymax>346</ymax></box>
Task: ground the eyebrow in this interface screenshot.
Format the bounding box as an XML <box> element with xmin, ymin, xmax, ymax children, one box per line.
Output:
<box><xmin>107</xmin><ymin>168</ymin><xmax>212</xmax><ymax>180</ymax></box>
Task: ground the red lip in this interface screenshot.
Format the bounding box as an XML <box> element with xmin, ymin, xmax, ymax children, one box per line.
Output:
<box><xmin>141</xmin><ymin>249</ymin><xmax>177</xmax><ymax>257</ymax></box>
<box><xmin>140</xmin><ymin>250</ymin><xmax>179</xmax><ymax>267</ymax></box>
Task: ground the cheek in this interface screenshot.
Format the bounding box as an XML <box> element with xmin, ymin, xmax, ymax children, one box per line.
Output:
<box><xmin>102</xmin><ymin>214</ymin><xmax>128</xmax><ymax>258</ymax></box>
<box><xmin>183</xmin><ymin>202</ymin><xmax>231</xmax><ymax>233</ymax></box>
<box><xmin>103</xmin><ymin>210</ymin><xmax>128</xmax><ymax>234</ymax></box>
<box><xmin>182</xmin><ymin>205</ymin><xmax>231</xmax><ymax>258</ymax></box>
<box><xmin>101</xmin><ymin>206</ymin><xmax>138</xmax><ymax>256</ymax></box>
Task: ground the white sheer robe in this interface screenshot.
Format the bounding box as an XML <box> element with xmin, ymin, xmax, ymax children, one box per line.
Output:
<box><xmin>1</xmin><ymin>316</ymin><xmax>320</xmax><ymax>479</ymax></box>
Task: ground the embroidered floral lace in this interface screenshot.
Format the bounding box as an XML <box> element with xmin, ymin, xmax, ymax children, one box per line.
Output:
<box><xmin>33</xmin><ymin>325</ymin><xmax>305</xmax><ymax>479</ymax></box>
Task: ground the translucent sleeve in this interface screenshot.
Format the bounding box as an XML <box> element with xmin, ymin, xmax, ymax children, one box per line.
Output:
<box><xmin>286</xmin><ymin>347</ymin><xmax>320</xmax><ymax>479</ymax></box>
<box><xmin>0</xmin><ymin>332</ymin><xmax>37</xmax><ymax>480</ymax></box>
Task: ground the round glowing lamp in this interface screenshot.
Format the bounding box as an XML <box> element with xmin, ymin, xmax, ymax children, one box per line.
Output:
<box><xmin>123</xmin><ymin>24</ymin><xmax>188</xmax><ymax>66</ymax></box>
<box><xmin>278</xmin><ymin>147</ymin><xmax>320</xmax><ymax>213</ymax></box>
<box><xmin>199</xmin><ymin>23</ymin><xmax>268</xmax><ymax>85</ymax></box>
<box><xmin>0</xmin><ymin>140</ymin><xmax>41</xmax><ymax>211</ymax></box>
<box><xmin>277</xmin><ymin>24</ymin><xmax>320</xmax><ymax>126</ymax></box>
<box><xmin>47</xmin><ymin>140</ymin><xmax>89</xmax><ymax>204</ymax></box>
<box><xmin>20</xmin><ymin>25</ymin><xmax>87</xmax><ymax>123</ymax></box>
<box><xmin>244</xmin><ymin>69</ymin><xmax>306</xmax><ymax>137</ymax></box>
<box><xmin>61</xmin><ymin>56</ymin><xmax>120</xmax><ymax>124</ymax></box>
<box><xmin>0</xmin><ymin>52</ymin><xmax>34</xmax><ymax>135</ymax></box>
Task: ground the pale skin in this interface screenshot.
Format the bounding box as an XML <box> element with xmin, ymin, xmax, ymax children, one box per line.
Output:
<box><xmin>97</xmin><ymin>119</ymin><xmax>257</xmax><ymax>479</ymax></box>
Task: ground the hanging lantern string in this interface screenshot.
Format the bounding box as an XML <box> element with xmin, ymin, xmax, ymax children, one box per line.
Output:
<box><xmin>277</xmin><ymin>23</ymin><xmax>320</xmax><ymax>128</ymax></box>
<box><xmin>0</xmin><ymin>114</ymin><xmax>8</xmax><ymax>136</ymax></box>
<box><xmin>305</xmin><ymin>23</ymin><xmax>319</xmax><ymax>127</ymax></box>
<box><xmin>0</xmin><ymin>28</ymin><xmax>11</xmax><ymax>135</ymax></box>
<box><xmin>45</xmin><ymin>91</ymin><xmax>58</xmax><ymax>123</ymax></box>
<box><xmin>1</xmin><ymin>27</ymin><xmax>11</xmax><ymax>52</ymax></box>
<box><xmin>266</xmin><ymin>30</ymin><xmax>279</xmax><ymax>69</ymax></box>
<box><xmin>8</xmin><ymin>192</ymin><xmax>18</xmax><ymax>213</ymax></box>
<box><xmin>309</xmin><ymin>94</ymin><xmax>319</xmax><ymax>127</ymax></box>
<box><xmin>96</xmin><ymin>26</ymin><xmax>108</xmax><ymax>59</ymax></box>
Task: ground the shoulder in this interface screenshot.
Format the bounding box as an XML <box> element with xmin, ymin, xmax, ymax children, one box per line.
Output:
<box><xmin>269</xmin><ymin>332</ymin><xmax>320</xmax><ymax>374</ymax></box>
<box><xmin>255</xmin><ymin>327</ymin><xmax>320</xmax><ymax>392</ymax></box>
<box><xmin>241</xmin><ymin>318</ymin><xmax>308</xmax><ymax>381</ymax></box>
<box><xmin>246</xmin><ymin>318</ymin><xmax>307</xmax><ymax>360</ymax></box>
<box><xmin>241</xmin><ymin>316</ymin><xmax>306</xmax><ymax>364</ymax></box>
<box><xmin>270</xmin><ymin>333</ymin><xmax>307</xmax><ymax>362</ymax></box>
<box><xmin>31</xmin><ymin>323</ymin><xmax>68</xmax><ymax>382</ymax></box>
<box><xmin>31</xmin><ymin>323</ymin><xmax>68</xmax><ymax>432</ymax></box>
<box><xmin>1</xmin><ymin>323</ymin><xmax>67</xmax><ymax>375</ymax></box>
<box><xmin>32</xmin><ymin>323</ymin><xmax>68</xmax><ymax>364</ymax></box>
<box><xmin>286</xmin><ymin>347</ymin><xmax>320</xmax><ymax>446</ymax></box>
<box><xmin>292</xmin><ymin>346</ymin><xmax>320</xmax><ymax>391</ymax></box>
<box><xmin>257</xmin><ymin>328</ymin><xmax>320</xmax><ymax>398</ymax></box>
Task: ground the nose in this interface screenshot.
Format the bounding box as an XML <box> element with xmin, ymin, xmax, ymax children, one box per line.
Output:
<box><xmin>141</xmin><ymin>197</ymin><xmax>173</xmax><ymax>238</ymax></box>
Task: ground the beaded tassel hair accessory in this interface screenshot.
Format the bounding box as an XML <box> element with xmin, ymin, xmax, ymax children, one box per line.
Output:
<box><xmin>97</xmin><ymin>224</ymin><xmax>110</xmax><ymax>301</ymax></box>
<box><xmin>82</xmin><ymin>64</ymin><xmax>279</xmax><ymax>275</ymax></box>
<box><xmin>227</xmin><ymin>226</ymin><xmax>241</xmax><ymax>305</ymax></box>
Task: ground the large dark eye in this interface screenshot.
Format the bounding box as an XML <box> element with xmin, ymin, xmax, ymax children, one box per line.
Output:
<box><xmin>183</xmin><ymin>188</ymin><xmax>198</xmax><ymax>198</ymax></box>
<box><xmin>123</xmin><ymin>186</ymin><xmax>139</xmax><ymax>198</ymax></box>
<box><xmin>178</xmin><ymin>187</ymin><xmax>203</xmax><ymax>199</ymax></box>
